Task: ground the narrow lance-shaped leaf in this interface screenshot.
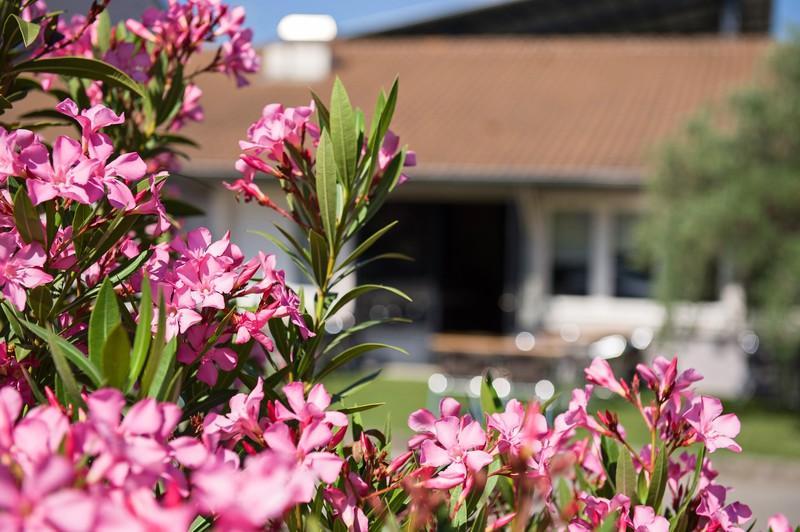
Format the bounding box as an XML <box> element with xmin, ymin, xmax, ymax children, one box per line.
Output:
<box><xmin>128</xmin><ymin>275</ymin><xmax>153</xmax><ymax>390</ymax></box>
<box><xmin>20</xmin><ymin>318</ymin><xmax>104</xmax><ymax>387</ymax></box>
<box><xmin>147</xmin><ymin>336</ymin><xmax>177</xmax><ymax>400</ymax></box>
<box><xmin>102</xmin><ymin>324</ymin><xmax>131</xmax><ymax>390</ymax></box>
<box><xmin>13</xmin><ymin>187</ymin><xmax>44</xmax><ymax>244</ymax></box>
<box><xmin>94</xmin><ymin>11</ymin><xmax>111</xmax><ymax>53</ymax></box>
<box><xmin>646</xmin><ymin>440</ymin><xmax>669</xmax><ymax>511</ymax></box>
<box><xmin>316</xmin><ymin>343</ymin><xmax>407</xmax><ymax>381</ymax></box>
<box><xmin>88</xmin><ymin>277</ymin><xmax>121</xmax><ymax>371</ymax></box>
<box><xmin>339</xmin><ymin>220</ymin><xmax>398</xmax><ymax>269</ymax></box>
<box><xmin>310</xmin><ymin>90</ymin><xmax>330</xmax><ymax>132</ymax></box>
<box><xmin>309</xmin><ymin>230</ymin><xmax>329</xmax><ymax>286</ymax></box>
<box><xmin>49</xmin><ymin>330</ymin><xmax>84</xmax><ymax>407</ymax></box>
<box><xmin>12</xmin><ymin>56</ymin><xmax>145</xmax><ymax>97</ymax></box>
<box><xmin>325</xmin><ymin>284</ymin><xmax>411</xmax><ymax>320</ymax></box>
<box><xmin>140</xmin><ymin>290</ymin><xmax>167</xmax><ymax>397</ymax></box>
<box><xmin>337</xmin><ymin>402</ymin><xmax>385</xmax><ymax>415</ymax></box>
<box><xmin>480</xmin><ymin>371</ymin><xmax>503</xmax><ymax>414</ymax></box>
<box><xmin>7</xmin><ymin>14</ymin><xmax>41</xmax><ymax>47</ymax></box>
<box><xmin>615</xmin><ymin>441</ymin><xmax>638</xmax><ymax>500</ymax></box>
<box><xmin>315</xmin><ymin>130</ymin><xmax>339</xmax><ymax>248</ymax></box>
<box><xmin>330</xmin><ymin>78</ymin><xmax>357</xmax><ymax>185</ymax></box>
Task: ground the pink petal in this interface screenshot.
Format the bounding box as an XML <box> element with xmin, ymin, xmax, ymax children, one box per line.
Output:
<box><xmin>419</xmin><ymin>439</ymin><xmax>452</xmax><ymax>468</ymax></box>
<box><xmin>52</xmin><ymin>136</ymin><xmax>82</xmax><ymax>174</ymax></box>
<box><xmin>120</xmin><ymin>398</ymin><xmax>163</xmax><ymax>435</ymax></box>
<box><xmin>307</xmin><ymin>383</ymin><xmax>332</xmax><ymax>411</ymax></box>
<box><xmin>434</xmin><ymin>417</ymin><xmax>460</xmax><ymax>450</ymax></box>
<box><xmin>306</xmin><ymin>451</ymin><xmax>344</xmax><ymax>483</ymax></box>
<box><xmin>170</xmin><ymin>436</ymin><xmax>209</xmax><ymax>468</ymax></box>
<box><xmin>464</xmin><ymin>450</ymin><xmax>493</xmax><ymax>472</ymax></box>
<box><xmin>425</xmin><ymin>462</ymin><xmax>466</xmax><ymax>490</ymax></box>
<box><xmin>263</xmin><ymin>423</ymin><xmax>297</xmax><ymax>455</ymax></box>
<box><xmin>408</xmin><ymin>408</ymin><xmax>436</xmax><ymax>433</ymax></box>
<box><xmin>298</xmin><ymin>422</ymin><xmax>332</xmax><ymax>454</ymax></box>
<box><xmin>282</xmin><ymin>381</ymin><xmax>306</xmax><ymax>417</ymax></box>
<box><xmin>458</xmin><ymin>419</ymin><xmax>487</xmax><ymax>450</ymax></box>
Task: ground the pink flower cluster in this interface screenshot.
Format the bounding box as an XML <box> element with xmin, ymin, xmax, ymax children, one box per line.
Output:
<box><xmin>142</xmin><ymin>227</ymin><xmax>310</xmax><ymax>385</ymax></box>
<box><xmin>126</xmin><ymin>0</ymin><xmax>259</xmax><ymax>87</ymax></box>
<box><xmin>395</xmin><ymin>356</ymin><xmax>784</xmax><ymax>531</ymax></box>
<box><xmin>0</xmin><ymin>98</ymin><xmax>168</xmax><ymax>308</ymax></box>
<box><xmin>0</xmin><ymin>379</ymin><xmax>346</xmax><ymax>530</ymax></box>
<box><xmin>228</xmin><ymin>102</ymin><xmax>417</xmax><ymax>223</ymax></box>
<box><xmin>1</xmin><ymin>98</ymin><xmax>307</xmax><ymax>396</ymax></box>
<box><xmin>0</xmin><ymin>354</ymin><xmax>795</xmax><ymax>530</ymax></box>
<box><xmin>584</xmin><ymin>356</ymin><xmax>741</xmax><ymax>453</ymax></box>
<box><xmin>29</xmin><ymin>0</ymin><xmax>256</xmax><ymax>136</ymax></box>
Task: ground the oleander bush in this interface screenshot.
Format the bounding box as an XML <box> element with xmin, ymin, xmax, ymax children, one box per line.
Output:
<box><xmin>0</xmin><ymin>1</ymin><xmax>796</xmax><ymax>530</ymax></box>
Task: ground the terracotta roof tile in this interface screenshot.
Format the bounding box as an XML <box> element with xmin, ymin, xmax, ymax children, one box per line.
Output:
<box><xmin>174</xmin><ymin>37</ymin><xmax>772</xmax><ymax>182</ymax></box>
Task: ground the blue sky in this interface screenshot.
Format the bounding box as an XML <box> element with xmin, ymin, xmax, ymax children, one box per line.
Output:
<box><xmin>238</xmin><ymin>0</ymin><xmax>800</xmax><ymax>43</ymax></box>
<box><xmin>774</xmin><ymin>0</ymin><xmax>800</xmax><ymax>39</ymax></box>
<box><xmin>236</xmin><ymin>0</ymin><xmax>508</xmax><ymax>43</ymax></box>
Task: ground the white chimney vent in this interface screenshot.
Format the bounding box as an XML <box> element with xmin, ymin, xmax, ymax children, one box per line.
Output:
<box><xmin>264</xmin><ymin>14</ymin><xmax>337</xmax><ymax>83</ymax></box>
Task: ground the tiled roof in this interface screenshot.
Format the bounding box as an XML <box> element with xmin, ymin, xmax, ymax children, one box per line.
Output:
<box><xmin>181</xmin><ymin>37</ymin><xmax>772</xmax><ymax>184</ymax></box>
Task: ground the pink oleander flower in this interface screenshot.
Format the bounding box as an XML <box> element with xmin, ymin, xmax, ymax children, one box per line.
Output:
<box><xmin>637</xmin><ymin>356</ymin><xmax>702</xmax><ymax>401</ymax></box>
<box><xmin>263</xmin><ymin>420</ymin><xmax>344</xmax><ymax>502</ymax></box>
<box><xmin>0</xmin><ymin>343</ymin><xmax>34</xmax><ymax>405</ymax></box>
<box><xmin>172</xmin><ymin>227</ymin><xmax>242</xmax><ymax>265</ymax></box>
<box><xmin>103</xmin><ymin>42</ymin><xmax>152</xmax><ymax>84</ymax></box>
<box><xmin>233</xmin><ymin>308</ymin><xmax>277</xmax><ymax>351</ymax></box>
<box><xmin>488</xmin><ymin>399</ymin><xmax>549</xmax><ymax>457</ymax></box>
<box><xmin>325</xmin><ymin>472</ymin><xmax>370</xmax><ymax>532</ymax></box>
<box><xmin>585</xmin><ymin>357</ymin><xmax>628</xmax><ymax>397</ymax></box>
<box><xmin>170</xmin><ymin>84</ymin><xmax>204</xmax><ymax>131</ymax></box>
<box><xmin>0</xmin><ymin>456</ymin><xmax>98</xmax><ymax>531</ymax></box>
<box><xmin>56</xmin><ymin>98</ymin><xmax>124</xmax><ymax>160</ymax></box>
<box><xmin>94</xmin><ymin>487</ymin><xmax>195</xmax><ymax>532</ymax></box>
<box><xmin>685</xmin><ymin>396</ymin><xmax>741</xmax><ymax>453</ymax></box>
<box><xmin>219</xmin><ymin>28</ymin><xmax>260</xmax><ymax>87</ymax></box>
<box><xmin>631</xmin><ymin>505</ymin><xmax>669</xmax><ymax>532</ymax></box>
<box><xmin>407</xmin><ymin>397</ymin><xmax>462</xmax><ymax>449</ymax></box>
<box><xmin>569</xmin><ymin>494</ymin><xmax>630</xmax><ymax>532</ymax></box>
<box><xmin>239</xmin><ymin>102</ymin><xmax>319</xmax><ymax>164</ymax></box>
<box><xmin>0</xmin><ymin>233</ymin><xmax>53</xmax><ymax>311</ymax></box>
<box><xmin>0</xmin><ymin>127</ymin><xmax>38</xmax><ymax>182</ymax></box>
<box><xmin>667</xmin><ymin>451</ymin><xmax>718</xmax><ymax>496</ymax></box>
<box><xmin>562</xmin><ymin>385</ymin><xmax>607</xmax><ymax>435</ymax></box>
<box><xmin>175</xmin><ymin>255</ymin><xmax>237</xmax><ymax>310</ymax></box>
<box><xmin>154</xmin><ymin>284</ymin><xmax>202</xmax><ymax>341</ymax></box>
<box><xmin>191</xmin><ymin>451</ymin><xmax>300</xmax><ymax>529</ymax></box>
<box><xmin>176</xmin><ymin>324</ymin><xmax>237</xmax><ymax>386</ymax></box>
<box><xmin>377</xmin><ymin>129</ymin><xmax>416</xmax><ymax>185</ymax></box>
<box><xmin>418</xmin><ymin>415</ymin><xmax>493</xmax><ymax>489</ymax></box>
<box><xmin>272</xmin><ymin>381</ymin><xmax>348</xmax><ymax>428</ymax></box>
<box><xmin>696</xmin><ymin>484</ymin><xmax>752</xmax><ymax>531</ymax></box>
<box><xmin>204</xmin><ymin>378</ymin><xmax>266</xmax><ymax>443</ymax></box>
<box><xmin>21</xmin><ymin>136</ymin><xmax>103</xmax><ymax>205</ymax></box>
<box><xmin>96</xmin><ymin>151</ymin><xmax>148</xmax><ymax>210</ymax></box>
<box><xmin>768</xmin><ymin>514</ymin><xmax>793</xmax><ymax>532</ymax></box>
<box><xmin>83</xmin><ymin>389</ymin><xmax>181</xmax><ymax>488</ymax></box>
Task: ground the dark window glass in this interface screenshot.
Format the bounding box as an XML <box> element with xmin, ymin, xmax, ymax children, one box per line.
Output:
<box><xmin>614</xmin><ymin>214</ymin><xmax>651</xmax><ymax>298</ymax></box>
<box><xmin>552</xmin><ymin>212</ymin><xmax>590</xmax><ymax>295</ymax></box>
<box><xmin>358</xmin><ymin>202</ymin><xmax>515</xmax><ymax>333</ymax></box>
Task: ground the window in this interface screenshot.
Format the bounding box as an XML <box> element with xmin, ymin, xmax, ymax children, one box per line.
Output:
<box><xmin>614</xmin><ymin>214</ymin><xmax>651</xmax><ymax>298</ymax></box>
<box><xmin>552</xmin><ymin>212</ymin><xmax>590</xmax><ymax>295</ymax></box>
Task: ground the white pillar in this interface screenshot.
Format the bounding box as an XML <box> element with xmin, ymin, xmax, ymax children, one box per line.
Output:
<box><xmin>516</xmin><ymin>189</ymin><xmax>549</xmax><ymax>329</ymax></box>
<box><xmin>590</xmin><ymin>207</ymin><xmax>613</xmax><ymax>297</ymax></box>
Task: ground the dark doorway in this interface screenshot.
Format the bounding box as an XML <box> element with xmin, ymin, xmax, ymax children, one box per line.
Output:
<box><xmin>357</xmin><ymin>201</ymin><xmax>515</xmax><ymax>334</ymax></box>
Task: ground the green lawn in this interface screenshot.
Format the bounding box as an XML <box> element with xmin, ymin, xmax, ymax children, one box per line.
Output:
<box><xmin>325</xmin><ymin>372</ymin><xmax>800</xmax><ymax>458</ymax></box>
